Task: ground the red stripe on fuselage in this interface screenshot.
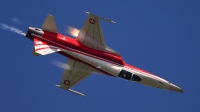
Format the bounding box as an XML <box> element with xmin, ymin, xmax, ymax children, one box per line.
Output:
<box><xmin>31</xmin><ymin>31</ymin><xmax>160</xmax><ymax>79</ymax></box>
<box><xmin>125</xmin><ymin>64</ymin><xmax>154</xmax><ymax>75</ymax></box>
<box><xmin>32</xmin><ymin>30</ymin><xmax>125</xmax><ymax>66</ymax></box>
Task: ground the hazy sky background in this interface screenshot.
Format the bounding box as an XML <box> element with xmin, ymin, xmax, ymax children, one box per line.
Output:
<box><xmin>0</xmin><ymin>0</ymin><xmax>200</xmax><ymax>112</ymax></box>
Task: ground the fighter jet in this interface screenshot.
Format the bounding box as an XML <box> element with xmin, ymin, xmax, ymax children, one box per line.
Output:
<box><xmin>25</xmin><ymin>12</ymin><xmax>183</xmax><ymax>96</ymax></box>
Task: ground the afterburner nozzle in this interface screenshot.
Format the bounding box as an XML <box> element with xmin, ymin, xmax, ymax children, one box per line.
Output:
<box><xmin>25</xmin><ymin>27</ymin><xmax>44</xmax><ymax>41</ymax></box>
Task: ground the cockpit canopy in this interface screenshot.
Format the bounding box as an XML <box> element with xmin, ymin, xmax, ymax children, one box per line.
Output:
<box><xmin>118</xmin><ymin>69</ymin><xmax>142</xmax><ymax>82</ymax></box>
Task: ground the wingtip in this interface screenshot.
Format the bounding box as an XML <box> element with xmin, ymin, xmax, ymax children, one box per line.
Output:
<box><xmin>55</xmin><ymin>84</ymin><xmax>60</xmax><ymax>88</ymax></box>
<box><xmin>84</xmin><ymin>11</ymin><xmax>116</xmax><ymax>24</ymax></box>
<box><xmin>111</xmin><ymin>21</ymin><xmax>116</xmax><ymax>24</ymax></box>
<box><xmin>68</xmin><ymin>89</ymin><xmax>86</xmax><ymax>97</ymax></box>
<box><xmin>85</xmin><ymin>11</ymin><xmax>90</xmax><ymax>14</ymax></box>
<box><xmin>47</xmin><ymin>14</ymin><xmax>53</xmax><ymax>17</ymax></box>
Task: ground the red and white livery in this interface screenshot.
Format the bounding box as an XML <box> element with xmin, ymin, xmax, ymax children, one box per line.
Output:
<box><xmin>25</xmin><ymin>12</ymin><xmax>183</xmax><ymax>96</ymax></box>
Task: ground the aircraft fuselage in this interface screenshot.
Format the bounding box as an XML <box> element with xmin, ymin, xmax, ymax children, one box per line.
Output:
<box><xmin>26</xmin><ymin>27</ymin><xmax>183</xmax><ymax>93</ymax></box>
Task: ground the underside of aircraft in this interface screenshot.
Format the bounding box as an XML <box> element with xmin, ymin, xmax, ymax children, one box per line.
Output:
<box><xmin>25</xmin><ymin>12</ymin><xmax>183</xmax><ymax>96</ymax></box>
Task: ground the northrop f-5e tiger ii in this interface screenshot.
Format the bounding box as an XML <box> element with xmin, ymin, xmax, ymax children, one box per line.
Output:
<box><xmin>25</xmin><ymin>12</ymin><xmax>183</xmax><ymax>96</ymax></box>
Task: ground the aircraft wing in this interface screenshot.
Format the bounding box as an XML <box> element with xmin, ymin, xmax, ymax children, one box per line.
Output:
<box><xmin>76</xmin><ymin>12</ymin><xmax>120</xmax><ymax>56</ymax></box>
<box><xmin>76</xmin><ymin>12</ymin><xmax>105</xmax><ymax>50</ymax></box>
<box><xmin>58</xmin><ymin>58</ymin><xmax>93</xmax><ymax>90</ymax></box>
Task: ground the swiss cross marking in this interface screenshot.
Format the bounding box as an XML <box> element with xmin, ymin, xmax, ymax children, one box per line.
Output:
<box><xmin>63</xmin><ymin>80</ymin><xmax>70</xmax><ymax>86</ymax></box>
<box><xmin>89</xmin><ymin>19</ymin><xmax>95</xmax><ymax>24</ymax></box>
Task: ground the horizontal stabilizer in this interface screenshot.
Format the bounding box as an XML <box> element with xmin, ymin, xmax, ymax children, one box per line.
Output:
<box><xmin>55</xmin><ymin>85</ymin><xmax>86</xmax><ymax>96</ymax></box>
<box><xmin>34</xmin><ymin>38</ymin><xmax>61</xmax><ymax>55</ymax></box>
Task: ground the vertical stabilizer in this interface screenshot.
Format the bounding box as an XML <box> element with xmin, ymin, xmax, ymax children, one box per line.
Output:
<box><xmin>42</xmin><ymin>15</ymin><xmax>58</xmax><ymax>33</ymax></box>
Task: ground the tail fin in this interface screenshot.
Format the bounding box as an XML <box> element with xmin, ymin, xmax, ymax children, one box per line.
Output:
<box><xmin>42</xmin><ymin>14</ymin><xmax>58</xmax><ymax>33</ymax></box>
<box><xmin>33</xmin><ymin>38</ymin><xmax>61</xmax><ymax>55</ymax></box>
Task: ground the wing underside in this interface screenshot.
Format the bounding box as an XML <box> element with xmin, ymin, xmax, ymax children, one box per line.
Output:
<box><xmin>77</xmin><ymin>14</ymin><xmax>105</xmax><ymax>50</ymax></box>
<box><xmin>76</xmin><ymin>12</ymin><xmax>120</xmax><ymax>56</ymax></box>
<box><xmin>59</xmin><ymin>58</ymin><xmax>93</xmax><ymax>90</ymax></box>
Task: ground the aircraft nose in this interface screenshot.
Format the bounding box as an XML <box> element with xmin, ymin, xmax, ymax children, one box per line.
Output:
<box><xmin>169</xmin><ymin>83</ymin><xmax>184</xmax><ymax>93</ymax></box>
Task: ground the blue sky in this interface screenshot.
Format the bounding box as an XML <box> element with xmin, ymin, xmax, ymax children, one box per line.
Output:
<box><xmin>0</xmin><ymin>0</ymin><xmax>200</xmax><ymax>112</ymax></box>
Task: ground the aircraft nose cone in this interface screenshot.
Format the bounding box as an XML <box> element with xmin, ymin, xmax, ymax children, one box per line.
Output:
<box><xmin>169</xmin><ymin>83</ymin><xmax>184</xmax><ymax>93</ymax></box>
